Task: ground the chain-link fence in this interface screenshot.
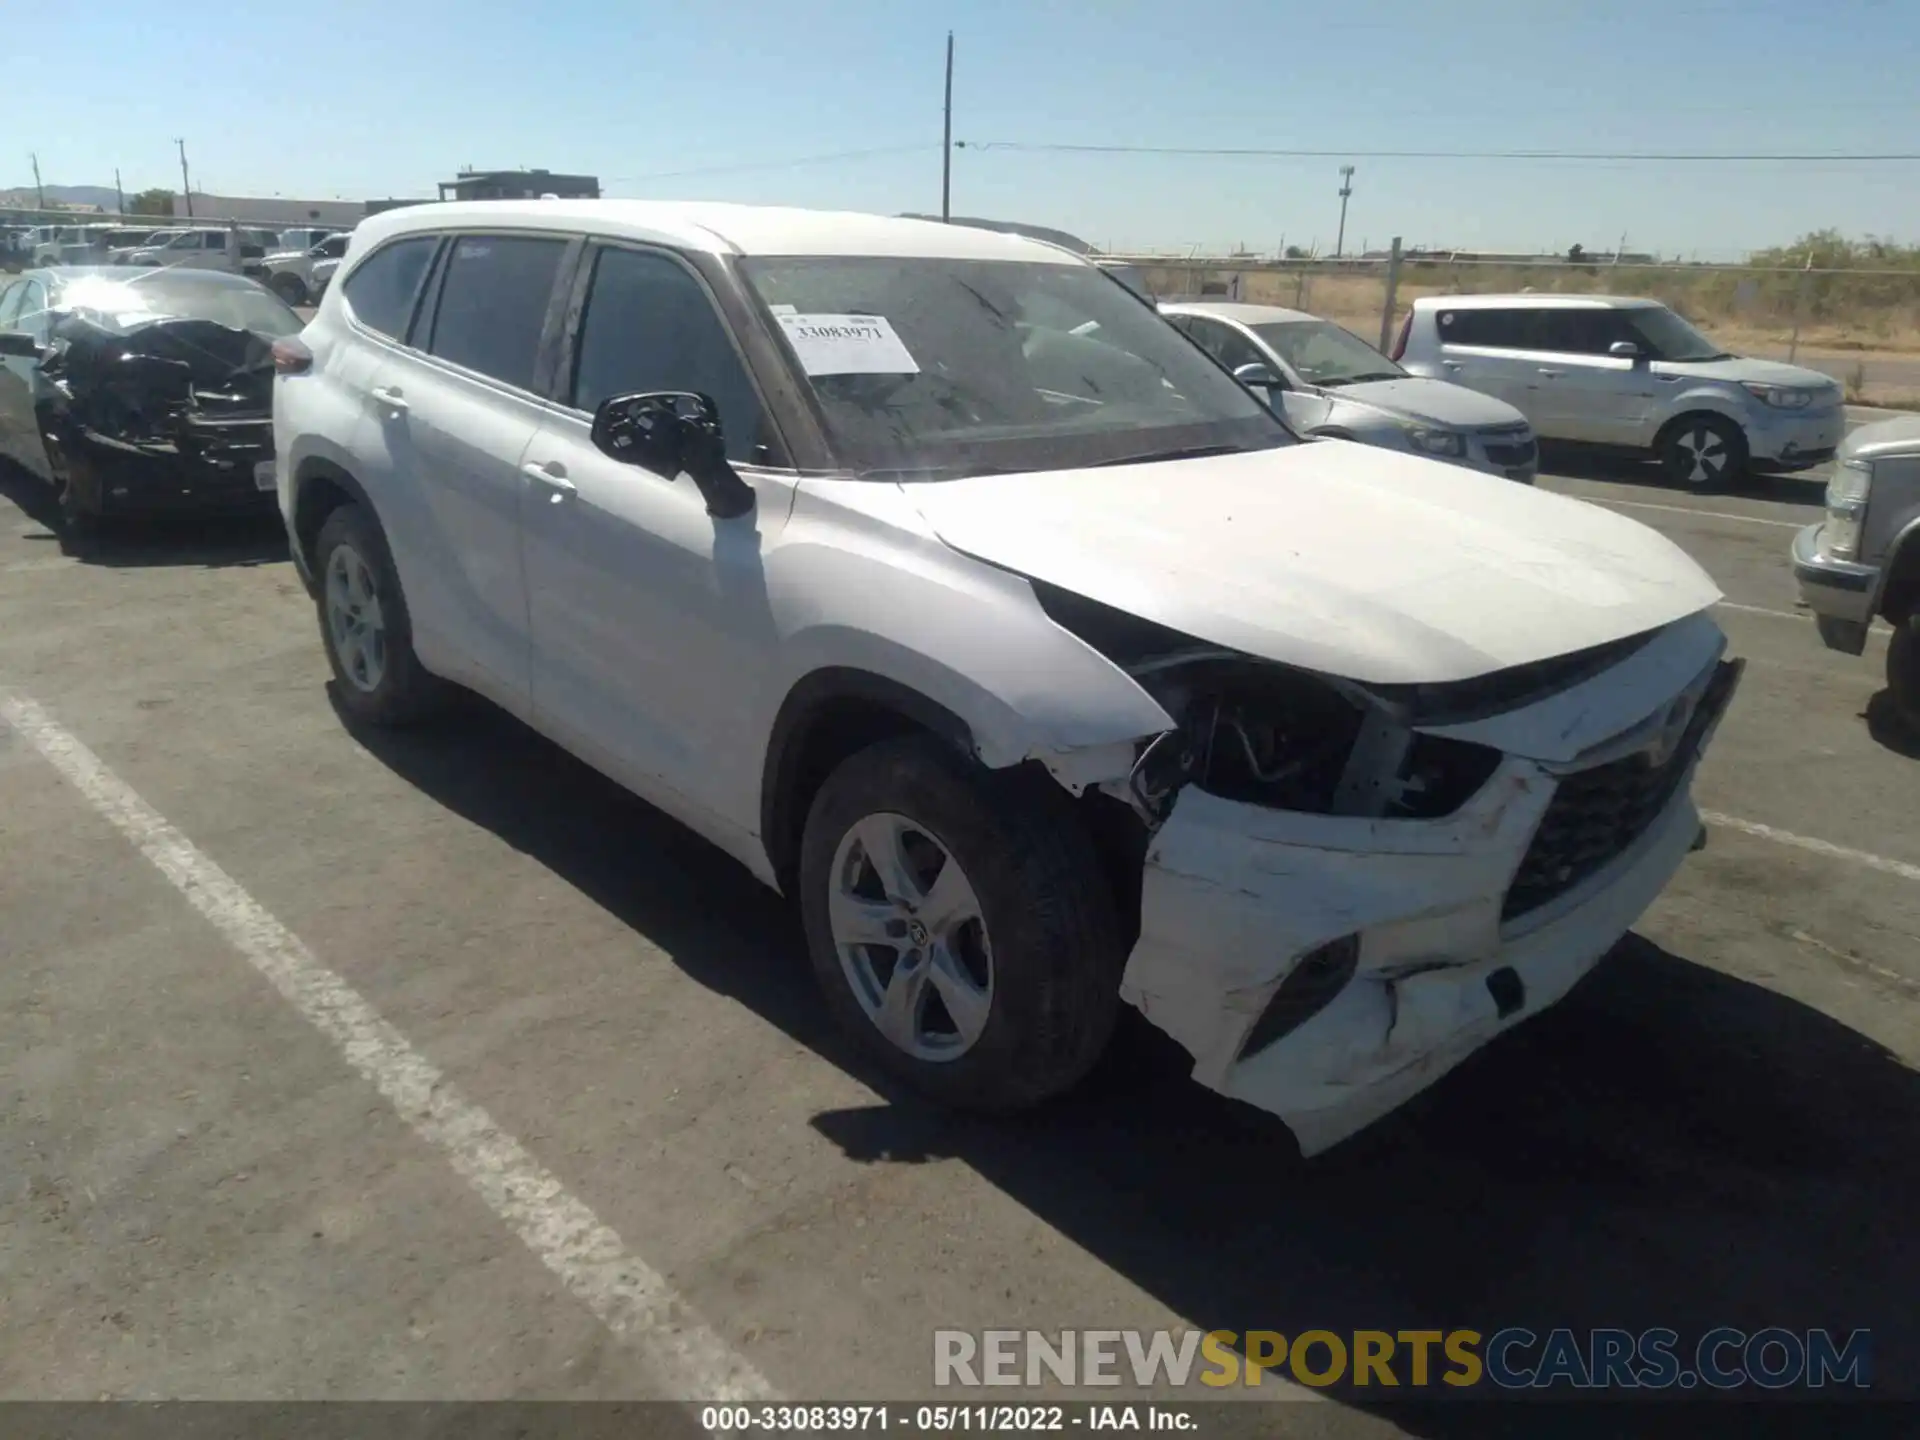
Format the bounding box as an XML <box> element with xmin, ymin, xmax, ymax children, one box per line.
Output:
<box><xmin>1114</xmin><ymin>250</ymin><xmax>1920</xmax><ymax>407</ymax></box>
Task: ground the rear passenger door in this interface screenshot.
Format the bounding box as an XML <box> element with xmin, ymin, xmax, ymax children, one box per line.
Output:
<box><xmin>518</xmin><ymin>241</ymin><xmax>795</xmax><ymax>838</ymax></box>
<box><xmin>362</xmin><ymin>232</ymin><xmax>572</xmax><ymax>712</ymax></box>
<box><xmin>1428</xmin><ymin>307</ymin><xmax>1543</xmax><ymax>422</ymax></box>
<box><xmin>1521</xmin><ymin>309</ymin><xmax>1645</xmax><ymax>445</ymax></box>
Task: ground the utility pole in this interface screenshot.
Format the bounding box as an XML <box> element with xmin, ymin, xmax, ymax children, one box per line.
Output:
<box><xmin>175</xmin><ymin>138</ymin><xmax>194</xmax><ymax>219</ymax></box>
<box><xmin>1334</xmin><ymin>165</ymin><xmax>1355</xmax><ymax>259</ymax></box>
<box><xmin>940</xmin><ymin>31</ymin><xmax>954</xmax><ymax>222</ymax></box>
<box><xmin>30</xmin><ymin>152</ymin><xmax>45</xmax><ymax>211</ymax></box>
<box><xmin>114</xmin><ymin>167</ymin><xmax>126</xmax><ymax>217</ymax></box>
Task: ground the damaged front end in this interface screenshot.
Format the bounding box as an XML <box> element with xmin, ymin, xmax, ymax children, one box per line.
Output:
<box><xmin>40</xmin><ymin>314</ymin><xmax>277</xmax><ymax>517</ymax></box>
<box><xmin>1036</xmin><ymin>582</ymin><xmax>1742</xmax><ymax>1156</ymax></box>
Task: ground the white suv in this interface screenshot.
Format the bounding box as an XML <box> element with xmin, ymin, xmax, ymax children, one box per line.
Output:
<box><xmin>1393</xmin><ymin>294</ymin><xmax>1844</xmax><ymax>489</ymax></box>
<box><xmin>270</xmin><ymin>200</ymin><xmax>1739</xmax><ymax>1155</ymax></box>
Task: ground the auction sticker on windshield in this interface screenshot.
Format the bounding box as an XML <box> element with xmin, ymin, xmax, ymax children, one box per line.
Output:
<box><xmin>777</xmin><ymin>312</ymin><xmax>920</xmax><ymax>376</ymax></box>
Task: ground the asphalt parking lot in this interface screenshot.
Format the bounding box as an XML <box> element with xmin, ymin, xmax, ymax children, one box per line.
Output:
<box><xmin>2</xmin><ymin>429</ymin><xmax>1917</xmax><ymax>1433</ymax></box>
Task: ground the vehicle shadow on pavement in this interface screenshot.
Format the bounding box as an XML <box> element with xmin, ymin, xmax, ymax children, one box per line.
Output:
<box><xmin>1538</xmin><ymin>445</ymin><xmax>1827</xmax><ymax>507</ymax></box>
<box><xmin>0</xmin><ymin>463</ymin><xmax>289</xmax><ymax>569</ymax></box>
<box><xmin>340</xmin><ymin>695</ymin><xmax>1916</xmax><ymax>1434</ymax></box>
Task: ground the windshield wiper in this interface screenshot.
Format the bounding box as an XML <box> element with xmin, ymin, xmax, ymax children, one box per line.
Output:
<box><xmin>1090</xmin><ymin>443</ymin><xmax>1248</xmax><ymax>468</ymax></box>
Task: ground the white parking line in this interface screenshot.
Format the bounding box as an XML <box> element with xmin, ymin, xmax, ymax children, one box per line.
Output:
<box><xmin>1715</xmin><ymin>600</ymin><xmax>1809</xmax><ymax>622</ymax></box>
<box><xmin>1704</xmin><ymin>810</ymin><xmax>1920</xmax><ymax>884</ymax></box>
<box><xmin>1581</xmin><ymin>497</ymin><xmax>1804</xmax><ymax>529</ymax></box>
<box><xmin>0</xmin><ymin>691</ymin><xmax>777</xmax><ymax>1405</ymax></box>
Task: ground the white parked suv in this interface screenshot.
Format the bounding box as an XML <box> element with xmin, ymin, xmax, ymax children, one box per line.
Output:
<box><xmin>270</xmin><ymin>200</ymin><xmax>1741</xmax><ymax>1155</ymax></box>
<box><xmin>1393</xmin><ymin>294</ymin><xmax>1845</xmax><ymax>489</ymax></box>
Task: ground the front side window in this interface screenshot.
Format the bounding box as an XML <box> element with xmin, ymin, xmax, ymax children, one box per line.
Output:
<box><xmin>319</xmin><ymin>235</ymin><xmax>349</xmax><ymax>259</ymax></box>
<box><xmin>1621</xmin><ymin>305</ymin><xmax>1730</xmax><ymax>363</ymax></box>
<box><xmin>426</xmin><ymin>235</ymin><xmax>567</xmax><ymax>392</ymax></box>
<box><xmin>1186</xmin><ymin>317</ymin><xmax>1269</xmax><ymax>375</ymax></box>
<box><xmin>570</xmin><ymin>247</ymin><xmax>770</xmax><ymax>463</ymax></box>
<box><xmin>739</xmin><ymin>256</ymin><xmax>1287</xmax><ymax>478</ymax></box>
<box><xmin>206</xmin><ymin>233</ymin><xmax>227</xmax><ymax>251</ymax></box>
<box><xmin>1251</xmin><ymin>320</ymin><xmax>1403</xmax><ymax>387</ymax></box>
<box><xmin>342</xmin><ymin>236</ymin><xmax>438</xmax><ymax>340</ymax></box>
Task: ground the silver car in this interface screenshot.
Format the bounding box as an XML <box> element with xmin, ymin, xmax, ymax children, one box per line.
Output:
<box><xmin>1394</xmin><ymin>294</ymin><xmax>1844</xmax><ymax>490</ymax></box>
<box><xmin>1162</xmin><ymin>302</ymin><xmax>1538</xmax><ymax>482</ymax></box>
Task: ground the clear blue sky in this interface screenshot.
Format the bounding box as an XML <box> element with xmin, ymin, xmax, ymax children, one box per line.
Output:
<box><xmin>10</xmin><ymin>0</ymin><xmax>1917</xmax><ymax>257</ymax></box>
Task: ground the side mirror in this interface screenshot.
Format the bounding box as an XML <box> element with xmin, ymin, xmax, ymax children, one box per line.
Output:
<box><xmin>0</xmin><ymin>331</ymin><xmax>43</xmax><ymax>359</ymax></box>
<box><xmin>590</xmin><ymin>391</ymin><xmax>756</xmax><ymax>520</ymax></box>
<box><xmin>1232</xmin><ymin>361</ymin><xmax>1284</xmax><ymax>395</ymax></box>
<box><xmin>1608</xmin><ymin>340</ymin><xmax>1642</xmax><ymax>360</ymax></box>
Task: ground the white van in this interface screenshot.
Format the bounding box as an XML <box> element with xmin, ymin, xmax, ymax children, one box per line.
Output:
<box><xmin>1393</xmin><ymin>294</ymin><xmax>1844</xmax><ymax>489</ymax></box>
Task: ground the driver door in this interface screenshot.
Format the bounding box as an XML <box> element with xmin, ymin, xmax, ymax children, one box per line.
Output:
<box><xmin>519</xmin><ymin>242</ymin><xmax>796</xmax><ymax>837</ymax></box>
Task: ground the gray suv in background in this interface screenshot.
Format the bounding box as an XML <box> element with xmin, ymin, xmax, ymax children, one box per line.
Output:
<box><xmin>1164</xmin><ymin>301</ymin><xmax>1537</xmax><ymax>482</ymax></box>
<box><xmin>1394</xmin><ymin>294</ymin><xmax>1844</xmax><ymax>489</ymax></box>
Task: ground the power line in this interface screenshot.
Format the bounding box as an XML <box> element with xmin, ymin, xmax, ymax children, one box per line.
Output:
<box><xmin>956</xmin><ymin>141</ymin><xmax>1920</xmax><ymax>163</ymax></box>
<box><xmin>609</xmin><ymin>144</ymin><xmax>938</xmax><ymax>186</ymax></box>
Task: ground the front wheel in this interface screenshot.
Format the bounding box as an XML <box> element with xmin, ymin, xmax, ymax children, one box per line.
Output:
<box><xmin>1660</xmin><ymin>414</ymin><xmax>1747</xmax><ymax>490</ymax></box>
<box><xmin>1887</xmin><ymin>613</ymin><xmax>1920</xmax><ymax>735</ymax></box>
<box><xmin>798</xmin><ymin>735</ymin><xmax>1124</xmax><ymax>1111</ymax></box>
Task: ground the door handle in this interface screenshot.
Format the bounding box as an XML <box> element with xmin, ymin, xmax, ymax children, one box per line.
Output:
<box><xmin>1536</xmin><ymin>367</ymin><xmax>1564</xmax><ymax>378</ymax></box>
<box><xmin>371</xmin><ymin>385</ymin><xmax>408</xmax><ymax>413</ymax></box>
<box><xmin>522</xmin><ymin>460</ymin><xmax>577</xmax><ymax>502</ymax></box>
<box><xmin>1441</xmin><ymin>360</ymin><xmax>1464</xmax><ymax>371</ymax></box>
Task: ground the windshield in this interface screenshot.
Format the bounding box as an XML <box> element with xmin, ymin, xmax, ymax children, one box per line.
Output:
<box><xmin>1625</xmin><ymin>305</ymin><xmax>1730</xmax><ymax>363</ymax></box>
<box><xmin>55</xmin><ymin>273</ymin><xmax>303</xmax><ymax>338</ymax></box>
<box><xmin>740</xmin><ymin>256</ymin><xmax>1288</xmax><ymax>478</ymax></box>
<box><xmin>1251</xmin><ymin>320</ymin><xmax>1405</xmax><ymax>387</ymax></box>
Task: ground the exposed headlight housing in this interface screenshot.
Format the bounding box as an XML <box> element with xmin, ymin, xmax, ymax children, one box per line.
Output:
<box><xmin>1405</xmin><ymin>426</ymin><xmax>1467</xmax><ymax>458</ymax></box>
<box><xmin>1742</xmin><ymin>382</ymin><xmax>1815</xmax><ymax>410</ymax></box>
<box><xmin>1822</xmin><ymin>458</ymin><xmax>1872</xmax><ymax>559</ymax></box>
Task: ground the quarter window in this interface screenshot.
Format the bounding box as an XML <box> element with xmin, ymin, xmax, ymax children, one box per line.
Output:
<box><xmin>342</xmin><ymin>236</ymin><xmax>438</xmax><ymax>341</ymax></box>
<box><xmin>569</xmin><ymin>246</ymin><xmax>769</xmax><ymax>463</ymax></box>
<box><xmin>426</xmin><ymin>235</ymin><xmax>567</xmax><ymax>392</ymax></box>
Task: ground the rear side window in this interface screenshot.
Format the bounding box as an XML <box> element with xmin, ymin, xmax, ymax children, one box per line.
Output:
<box><xmin>427</xmin><ymin>235</ymin><xmax>567</xmax><ymax>392</ymax></box>
<box><xmin>343</xmin><ymin>237</ymin><xmax>437</xmax><ymax>340</ymax></box>
<box><xmin>569</xmin><ymin>246</ymin><xmax>769</xmax><ymax>462</ymax></box>
<box><xmin>1436</xmin><ymin>308</ymin><xmax>1535</xmax><ymax>349</ymax></box>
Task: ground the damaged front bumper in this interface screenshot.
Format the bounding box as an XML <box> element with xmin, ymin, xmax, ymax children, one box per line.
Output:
<box><xmin>1119</xmin><ymin>617</ymin><xmax>1741</xmax><ymax>1157</ymax></box>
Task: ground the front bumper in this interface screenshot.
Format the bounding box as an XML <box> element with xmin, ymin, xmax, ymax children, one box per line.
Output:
<box><xmin>1791</xmin><ymin>520</ymin><xmax>1878</xmax><ymax>655</ymax></box>
<box><xmin>1746</xmin><ymin>405</ymin><xmax>1844</xmax><ymax>470</ymax></box>
<box><xmin>1120</xmin><ymin>624</ymin><xmax>1738</xmax><ymax>1157</ymax></box>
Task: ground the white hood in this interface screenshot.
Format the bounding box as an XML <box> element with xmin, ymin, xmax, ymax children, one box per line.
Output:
<box><xmin>910</xmin><ymin>442</ymin><xmax>1720</xmax><ymax>685</ymax></box>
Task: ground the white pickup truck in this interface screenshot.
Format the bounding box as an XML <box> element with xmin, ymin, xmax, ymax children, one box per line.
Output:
<box><xmin>259</xmin><ymin>231</ymin><xmax>351</xmax><ymax>304</ymax></box>
<box><xmin>120</xmin><ymin>225</ymin><xmax>275</xmax><ymax>277</ymax></box>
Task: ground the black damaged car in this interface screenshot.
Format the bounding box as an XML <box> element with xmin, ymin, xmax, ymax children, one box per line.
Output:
<box><xmin>0</xmin><ymin>266</ymin><xmax>303</xmax><ymax>541</ymax></box>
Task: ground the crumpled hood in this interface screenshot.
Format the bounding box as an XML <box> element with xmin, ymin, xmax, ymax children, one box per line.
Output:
<box><xmin>1671</xmin><ymin>355</ymin><xmax>1841</xmax><ymax>391</ymax></box>
<box><xmin>1325</xmin><ymin>376</ymin><xmax>1526</xmax><ymax>430</ymax></box>
<box><xmin>910</xmin><ymin>442</ymin><xmax>1721</xmax><ymax>685</ymax></box>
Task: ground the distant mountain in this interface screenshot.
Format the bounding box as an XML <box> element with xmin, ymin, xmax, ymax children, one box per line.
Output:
<box><xmin>0</xmin><ymin>184</ymin><xmax>124</xmax><ymax>211</ymax></box>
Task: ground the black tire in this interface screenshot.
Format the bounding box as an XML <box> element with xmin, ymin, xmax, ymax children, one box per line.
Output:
<box><xmin>269</xmin><ymin>273</ymin><xmax>308</xmax><ymax>305</ymax></box>
<box><xmin>312</xmin><ymin>502</ymin><xmax>447</xmax><ymax>726</ymax></box>
<box><xmin>1659</xmin><ymin>413</ymin><xmax>1747</xmax><ymax>491</ymax></box>
<box><xmin>44</xmin><ymin>432</ymin><xmax>98</xmax><ymax>550</ymax></box>
<box><xmin>1887</xmin><ymin>613</ymin><xmax>1920</xmax><ymax>736</ymax></box>
<box><xmin>798</xmin><ymin>735</ymin><xmax>1124</xmax><ymax>1111</ymax></box>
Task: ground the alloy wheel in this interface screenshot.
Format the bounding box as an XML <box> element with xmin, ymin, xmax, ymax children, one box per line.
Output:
<box><xmin>827</xmin><ymin>811</ymin><xmax>994</xmax><ymax>1062</ymax></box>
<box><xmin>325</xmin><ymin>543</ymin><xmax>388</xmax><ymax>693</ymax></box>
<box><xmin>1675</xmin><ymin>424</ymin><xmax>1730</xmax><ymax>485</ymax></box>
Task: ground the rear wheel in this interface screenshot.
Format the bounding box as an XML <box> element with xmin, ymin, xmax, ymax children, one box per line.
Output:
<box><xmin>1660</xmin><ymin>414</ymin><xmax>1747</xmax><ymax>490</ymax></box>
<box><xmin>798</xmin><ymin>735</ymin><xmax>1123</xmax><ymax>1111</ymax></box>
<box><xmin>313</xmin><ymin>503</ymin><xmax>447</xmax><ymax>726</ymax></box>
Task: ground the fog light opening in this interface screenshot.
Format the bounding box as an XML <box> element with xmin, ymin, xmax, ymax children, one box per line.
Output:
<box><xmin>1239</xmin><ymin>935</ymin><xmax>1361</xmax><ymax>1061</ymax></box>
